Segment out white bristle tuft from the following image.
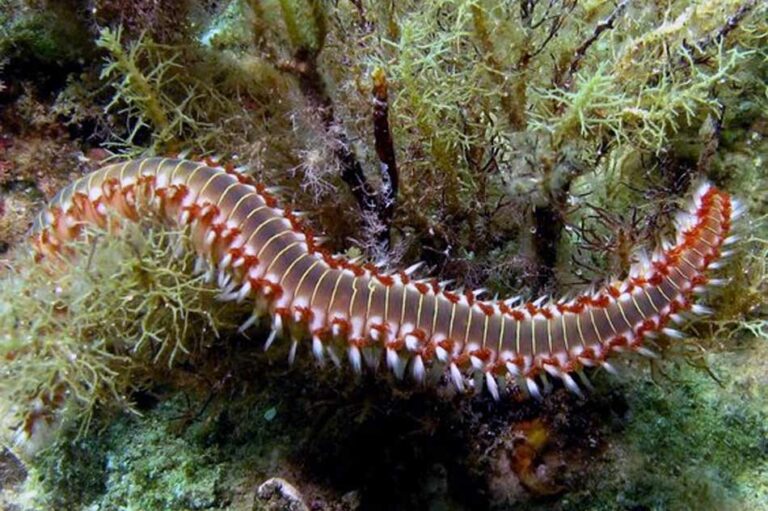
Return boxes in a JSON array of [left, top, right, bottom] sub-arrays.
[[691, 304, 713, 316], [264, 316, 282, 351], [562, 372, 584, 398], [236, 281, 252, 302], [526, 377, 542, 400], [412, 355, 426, 383], [238, 314, 258, 333], [312, 336, 325, 362], [404, 261, 424, 276], [486, 372, 500, 401], [348, 345, 362, 374], [662, 327, 685, 339], [601, 361, 618, 375], [506, 361, 520, 377], [204, 230, 217, 247], [386, 348, 400, 375], [450, 363, 465, 392], [405, 334, 419, 352], [635, 346, 658, 358], [288, 340, 298, 365], [217, 270, 231, 289], [731, 201, 745, 220]]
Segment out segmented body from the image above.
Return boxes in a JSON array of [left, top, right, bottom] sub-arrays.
[[30, 157, 737, 399]]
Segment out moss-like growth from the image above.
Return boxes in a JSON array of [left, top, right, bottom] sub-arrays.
[[0, 2, 93, 67]]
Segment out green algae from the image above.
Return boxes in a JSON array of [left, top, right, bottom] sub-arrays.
[[590, 344, 767, 511], [12, 339, 765, 511], [0, 2, 94, 69]]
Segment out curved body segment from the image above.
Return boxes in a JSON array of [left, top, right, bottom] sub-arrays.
[[30, 157, 737, 398]]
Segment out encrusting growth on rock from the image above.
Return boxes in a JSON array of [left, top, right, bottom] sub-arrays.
[[31, 157, 739, 404]]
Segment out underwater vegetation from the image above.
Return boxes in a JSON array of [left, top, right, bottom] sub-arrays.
[[1, 0, 767, 509]]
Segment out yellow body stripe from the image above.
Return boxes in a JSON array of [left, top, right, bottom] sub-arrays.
[[497, 317, 506, 353], [267, 241, 300, 274], [275, 248, 306, 285], [65, 175, 85, 205], [448, 302, 457, 340], [327, 271, 345, 316], [642, 288, 659, 313], [667, 273, 683, 291], [463, 308, 473, 345], [431, 295, 440, 336], [416, 293, 424, 328], [482, 314, 489, 349], [309, 269, 331, 308], [246, 216, 284, 246], [198, 172, 226, 201], [589, 308, 603, 345], [295, 259, 321, 298], [86, 168, 99, 197], [169, 160, 188, 184], [101, 162, 118, 184], [680, 255, 699, 272], [234, 205, 268, 235], [575, 314, 586, 346], [384, 285, 391, 323], [399, 287, 408, 331], [656, 282, 673, 302], [118, 160, 132, 184], [690, 247, 708, 259], [515, 320, 521, 354], [256, 230, 292, 259], [616, 300, 633, 330], [216, 182, 239, 209], [134, 159, 153, 214], [365, 280, 377, 326], [546, 317, 553, 352], [561, 314, 570, 350], [183, 163, 207, 187], [630, 294, 645, 319], [348, 277, 359, 318], [137, 158, 150, 177], [603, 307, 618, 336], [227, 193, 260, 223]]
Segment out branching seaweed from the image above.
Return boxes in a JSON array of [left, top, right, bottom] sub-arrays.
[[0, 219, 249, 451]]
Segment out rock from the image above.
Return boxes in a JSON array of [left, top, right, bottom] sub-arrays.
[[254, 477, 309, 511]]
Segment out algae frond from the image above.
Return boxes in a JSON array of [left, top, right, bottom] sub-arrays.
[[0, 219, 248, 451]]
